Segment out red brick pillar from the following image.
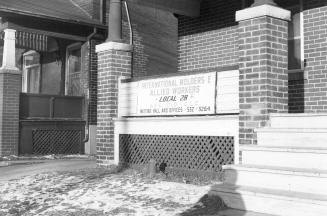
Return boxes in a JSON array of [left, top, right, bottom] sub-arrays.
[[0, 29, 21, 156], [236, 4, 290, 145], [303, 3, 327, 112], [96, 42, 132, 166]]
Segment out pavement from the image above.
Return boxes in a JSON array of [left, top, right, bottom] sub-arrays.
[[0, 159, 96, 182]]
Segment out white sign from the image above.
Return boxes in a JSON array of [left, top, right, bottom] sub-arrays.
[[136, 72, 216, 116]]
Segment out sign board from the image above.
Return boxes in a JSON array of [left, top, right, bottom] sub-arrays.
[[136, 72, 216, 116], [216, 70, 239, 114]]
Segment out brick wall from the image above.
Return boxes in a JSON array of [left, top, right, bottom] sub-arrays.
[[178, 0, 241, 73], [303, 1, 327, 112], [238, 16, 289, 145], [0, 71, 21, 156], [96, 49, 131, 166], [126, 3, 178, 77], [88, 39, 100, 125]]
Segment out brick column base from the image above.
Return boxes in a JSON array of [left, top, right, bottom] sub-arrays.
[[96, 42, 132, 166], [0, 69, 21, 156], [236, 4, 290, 145]]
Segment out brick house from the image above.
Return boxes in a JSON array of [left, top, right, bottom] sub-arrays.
[[1, 0, 327, 214], [95, 0, 327, 214], [0, 0, 176, 156], [0, 0, 109, 156]]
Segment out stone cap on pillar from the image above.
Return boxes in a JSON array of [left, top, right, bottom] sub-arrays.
[[96, 41, 133, 53], [236, 4, 291, 22]]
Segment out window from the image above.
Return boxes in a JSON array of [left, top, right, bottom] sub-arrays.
[[65, 43, 82, 96], [22, 51, 41, 93]]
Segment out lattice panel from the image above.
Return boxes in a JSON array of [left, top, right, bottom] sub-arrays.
[[120, 135, 234, 172], [32, 130, 82, 154]]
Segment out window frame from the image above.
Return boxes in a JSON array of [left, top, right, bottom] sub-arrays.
[[22, 50, 41, 93], [65, 42, 82, 96]]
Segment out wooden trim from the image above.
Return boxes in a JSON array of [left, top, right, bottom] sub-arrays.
[[0, 22, 87, 41], [20, 92, 84, 99], [122, 65, 239, 83], [65, 42, 82, 95], [0, 8, 106, 29]]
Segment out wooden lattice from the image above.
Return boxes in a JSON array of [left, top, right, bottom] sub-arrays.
[[32, 129, 82, 154], [119, 135, 234, 173]]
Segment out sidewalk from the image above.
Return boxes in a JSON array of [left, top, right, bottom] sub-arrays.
[[0, 158, 96, 182]]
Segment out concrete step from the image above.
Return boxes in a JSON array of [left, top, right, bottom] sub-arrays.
[[211, 183, 327, 216], [255, 128, 327, 148], [269, 113, 327, 129], [223, 164, 327, 195], [240, 145, 327, 170]]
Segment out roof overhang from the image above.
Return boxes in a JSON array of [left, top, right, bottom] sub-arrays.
[[0, 8, 106, 29]]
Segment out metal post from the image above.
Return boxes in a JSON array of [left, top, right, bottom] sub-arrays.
[[107, 0, 122, 42], [251, 0, 277, 7]]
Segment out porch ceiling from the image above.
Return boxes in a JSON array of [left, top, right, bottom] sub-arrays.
[[0, 0, 104, 28]]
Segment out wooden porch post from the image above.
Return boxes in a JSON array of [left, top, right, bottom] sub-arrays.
[[1, 29, 19, 70], [0, 28, 21, 156]]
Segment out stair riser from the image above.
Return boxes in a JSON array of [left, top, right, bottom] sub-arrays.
[[270, 116, 327, 128], [212, 190, 327, 216], [241, 150, 327, 170], [257, 132, 327, 148], [224, 169, 327, 195]]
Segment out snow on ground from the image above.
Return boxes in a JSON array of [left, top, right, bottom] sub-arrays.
[[0, 168, 216, 216], [0, 154, 93, 161]]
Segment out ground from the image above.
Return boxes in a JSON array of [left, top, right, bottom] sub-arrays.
[[0, 158, 253, 216]]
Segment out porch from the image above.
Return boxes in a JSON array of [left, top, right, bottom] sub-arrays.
[[0, 8, 106, 156]]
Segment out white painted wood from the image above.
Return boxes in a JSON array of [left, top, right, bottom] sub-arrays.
[[0, 29, 19, 72], [223, 165, 327, 195], [136, 72, 217, 116], [216, 70, 239, 114], [212, 184, 327, 216], [240, 146, 327, 170], [270, 113, 327, 128], [85, 125, 97, 155], [118, 70, 239, 116], [113, 115, 239, 165], [118, 80, 138, 117], [256, 128, 327, 148]]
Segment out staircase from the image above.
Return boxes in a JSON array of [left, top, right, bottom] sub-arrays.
[[211, 113, 327, 216]]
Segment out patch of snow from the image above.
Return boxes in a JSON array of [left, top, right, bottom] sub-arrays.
[[0, 170, 214, 216]]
